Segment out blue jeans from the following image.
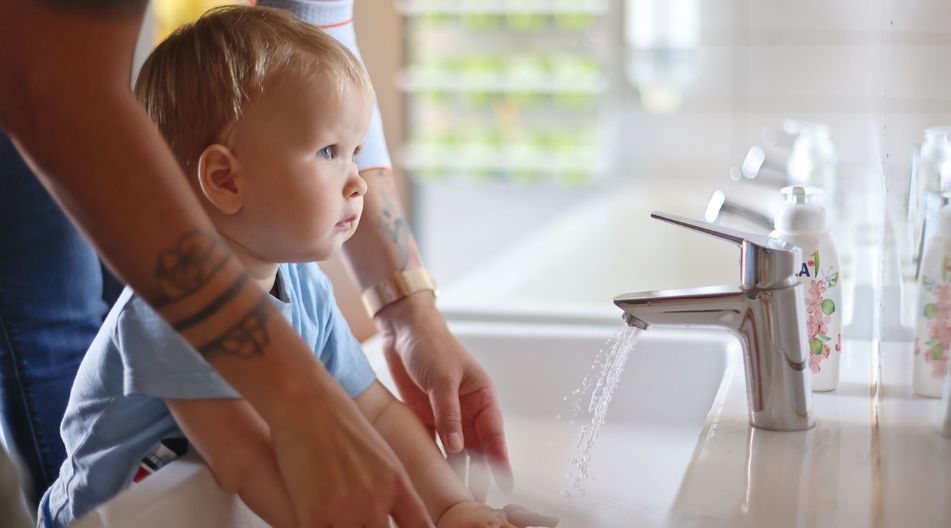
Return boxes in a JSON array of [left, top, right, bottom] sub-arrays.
[[0, 132, 118, 506]]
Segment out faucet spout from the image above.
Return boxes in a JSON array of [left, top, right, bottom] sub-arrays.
[[615, 282, 814, 432], [614, 285, 749, 331], [613, 211, 816, 432]]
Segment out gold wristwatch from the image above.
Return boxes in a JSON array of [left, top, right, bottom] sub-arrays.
[[361, 267, 438, 317]]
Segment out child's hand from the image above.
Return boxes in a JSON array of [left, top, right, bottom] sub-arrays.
[[438, 501, 559, 528]]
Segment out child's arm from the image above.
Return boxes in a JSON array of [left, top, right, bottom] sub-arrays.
[[166, 398, 296, 528], [354, 382, 558, 527], [354, 381, 473, 521]]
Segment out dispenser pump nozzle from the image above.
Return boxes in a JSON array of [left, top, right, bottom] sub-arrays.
[[781, 184, 823, 205]]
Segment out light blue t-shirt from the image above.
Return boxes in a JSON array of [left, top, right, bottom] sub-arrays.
[[39, 263, 376, 527]]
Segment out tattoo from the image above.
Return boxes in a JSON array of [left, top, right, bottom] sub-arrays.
[[376, 186, 411, 269], [171, 273, 249, 332], [153, 231, 230, 307], [198, 294, 271, 360], [41, 0, 148, 16], [147, 230, 269, 360]]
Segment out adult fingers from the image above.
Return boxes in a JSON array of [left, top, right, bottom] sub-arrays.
[[467, 452, 491, 503], [474, 402, 514, 492], [430, 379, 465, 454], [447, 451, 468, 482]]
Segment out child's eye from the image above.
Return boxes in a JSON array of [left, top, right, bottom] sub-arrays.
[[353, 145, 362, 160], [318, 146, 335, 160]]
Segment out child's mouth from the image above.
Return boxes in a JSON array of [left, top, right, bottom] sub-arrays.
[[336, 214, 359, 229]]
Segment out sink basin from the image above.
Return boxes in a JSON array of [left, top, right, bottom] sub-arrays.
[[366, 321, 739, 527], [72, 320, 736, 528]]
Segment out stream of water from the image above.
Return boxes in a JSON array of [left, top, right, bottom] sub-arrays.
[[562, 324, 642, 498]]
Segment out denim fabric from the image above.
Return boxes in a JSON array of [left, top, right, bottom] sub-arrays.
[[0, 132, 111, 506]]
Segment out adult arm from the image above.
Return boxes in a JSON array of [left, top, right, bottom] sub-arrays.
[[259, 0, 514, 495], [0, 2, 429, 526], [167, 399, 296, 528]]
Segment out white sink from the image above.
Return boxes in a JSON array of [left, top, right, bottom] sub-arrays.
[[73, 320, 736, 528], [366, 321, 739, 528]]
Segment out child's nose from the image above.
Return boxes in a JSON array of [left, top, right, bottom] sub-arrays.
[[346, 168, 368, 198]]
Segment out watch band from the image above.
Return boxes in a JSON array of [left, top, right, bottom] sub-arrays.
[[361, 267, 438, 317]]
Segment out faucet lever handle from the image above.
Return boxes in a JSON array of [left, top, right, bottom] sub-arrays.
[[650, 211, 800, 289], [651, 211, 775, 247]]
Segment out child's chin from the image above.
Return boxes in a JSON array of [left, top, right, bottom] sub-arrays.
[[279, 244, 337, 263], [307, 244, 342, 262]]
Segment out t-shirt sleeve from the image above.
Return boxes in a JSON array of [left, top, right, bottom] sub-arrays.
[[299, 264, 376, 398], [114, 296, 240, 400], [324, 301, 377, 398]]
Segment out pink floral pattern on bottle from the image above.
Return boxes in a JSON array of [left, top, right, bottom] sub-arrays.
[[914, 283, 951, 379], [807, 278, 838, 373], [801, 250, 840, 374]]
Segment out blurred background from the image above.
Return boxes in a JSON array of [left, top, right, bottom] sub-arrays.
[[139, 0, 951, 338]]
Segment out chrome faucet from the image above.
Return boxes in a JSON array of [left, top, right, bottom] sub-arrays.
[[614, 212, 815, 432]]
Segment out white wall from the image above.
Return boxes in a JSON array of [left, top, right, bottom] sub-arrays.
[[417, 0, 951, 288]]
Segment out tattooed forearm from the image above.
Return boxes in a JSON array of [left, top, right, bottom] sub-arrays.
[[41, 0, 148, 16], [150, 230, 269, 359], [198, 294, 271, 360], [376, 186, 411, 269], [153, 231, 231, 307], [171, 272, 250, 332], [146, 231, 270, 359]]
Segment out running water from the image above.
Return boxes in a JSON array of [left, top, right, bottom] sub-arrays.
[[560, 324, 642, 498]]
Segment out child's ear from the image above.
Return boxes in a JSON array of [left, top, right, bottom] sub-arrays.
[[197, 144, 242, 215]]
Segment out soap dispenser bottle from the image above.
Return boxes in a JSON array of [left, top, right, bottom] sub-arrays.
[[770, 186, 843, 391], [913, 205, 951, 397]]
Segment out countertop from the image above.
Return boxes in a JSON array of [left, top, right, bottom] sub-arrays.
[[668, 339, 951, 527]]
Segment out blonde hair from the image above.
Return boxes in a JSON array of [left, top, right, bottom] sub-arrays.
[[134, 5, 373, 169]]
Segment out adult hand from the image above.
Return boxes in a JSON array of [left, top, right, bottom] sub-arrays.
[[377, 292, 514, 499], [269, 390, 433, 527]]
